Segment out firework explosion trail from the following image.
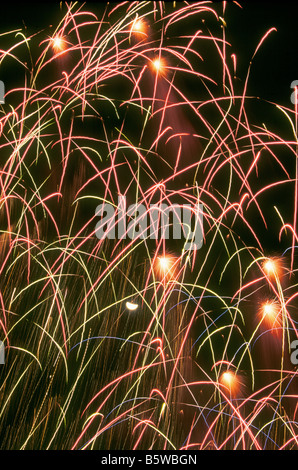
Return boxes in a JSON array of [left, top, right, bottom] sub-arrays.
[[0, 1, 297, 451]]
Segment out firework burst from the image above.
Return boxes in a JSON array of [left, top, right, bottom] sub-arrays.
[[0, 1, 297, 452]]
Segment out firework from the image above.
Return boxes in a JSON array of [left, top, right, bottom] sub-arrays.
[[0, 1, 297, 452]]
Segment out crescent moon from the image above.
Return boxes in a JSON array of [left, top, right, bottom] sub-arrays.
[[126, 301, 138, 311]]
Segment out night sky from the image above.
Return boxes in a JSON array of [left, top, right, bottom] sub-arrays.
[[1, 2, 297, 102], [1, 0, 298, 456]]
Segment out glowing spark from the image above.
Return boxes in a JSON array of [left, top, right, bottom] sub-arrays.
[[260, 301, 282, 334], [264, 260, 275, 274], [150, 57, 166, 75], [263, 257, 284, 280], [51, 35, 66, 53], [130, 18, 147, 37], [153, 255, 177, 280], [158, 256, 174, 274], [159, 256, 171, 271], [219, 370, 242, 397], [1, 0, 296, 451], [126, 301, 138, 311]]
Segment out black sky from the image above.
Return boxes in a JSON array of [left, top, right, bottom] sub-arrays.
[[0, 1, 297, 104]]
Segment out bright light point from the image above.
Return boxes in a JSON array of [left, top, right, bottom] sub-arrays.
[[154, 255, 176, 279], [263, 257, 284, 280], [158, 256, 171, 271], [222, 371, 234, 385], [51, 35, 66, 53], [153, 59, 162, 70], [153, 59, 162, 71], [150, 57, 166, 75], [126, 301, 138, 311], [219, 370, 242, 397], [260, 300, 281, 334], [264, 260, 275, 273], [131, 18, 147, 37], [264, 302, 275, 316]]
